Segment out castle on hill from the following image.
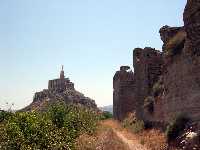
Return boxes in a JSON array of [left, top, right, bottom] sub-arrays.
[[23, 66, 97, 111], [48, 65, 74, 91]]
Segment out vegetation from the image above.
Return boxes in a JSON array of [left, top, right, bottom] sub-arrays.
[[165, 113, 190, 142], [129, 120, 145, 134], [136, 129, 167, 150], [165, 31, 186, 57], [153, 77, 164, 97], [75, 125, 129, 150], [122, 113, 144, 134], [0, 102, 99, 150], [0, 110, 12, 122], [100, 111, 113, 120], [144, 96, 154, 113]]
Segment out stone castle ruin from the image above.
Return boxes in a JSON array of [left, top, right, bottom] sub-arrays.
[[23, 66, 97, 111], [113, 0, 200, 124], [113, 66, 135, 120], [48, 66, 74, 91]]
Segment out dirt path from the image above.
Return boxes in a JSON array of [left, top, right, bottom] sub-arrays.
[[102, 119, 148, 150]]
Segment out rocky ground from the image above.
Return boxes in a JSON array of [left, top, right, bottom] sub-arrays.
[[171, 122, 200, 150]]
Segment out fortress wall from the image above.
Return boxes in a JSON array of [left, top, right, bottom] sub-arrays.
[[161, 0, 200, 122], [113, 0, 200, 124], [113, 67, 136, 121], [133, 47, 163, 120]]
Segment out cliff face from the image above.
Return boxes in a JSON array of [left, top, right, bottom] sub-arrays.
[[113, 0, 200, 123]]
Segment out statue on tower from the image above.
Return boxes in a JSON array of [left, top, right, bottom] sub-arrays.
[[60, 65, 65, 79], [48, 65, 74, 90]]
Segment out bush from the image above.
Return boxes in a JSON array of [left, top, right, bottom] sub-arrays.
[[0, 110, 12, 122], [122, 113, 144, 134], [0, 102, 99, 149], [165, 113, 190, 142], [122, 113, 136, 128], [48, 102, 67, 128], [3, 111, 73, 149], [144, 96, 154, 113], [100, 111, 113, 120], [129, 120, 145, 134]]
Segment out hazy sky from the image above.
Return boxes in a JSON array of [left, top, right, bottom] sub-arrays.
[[0, 0, 186, 110]]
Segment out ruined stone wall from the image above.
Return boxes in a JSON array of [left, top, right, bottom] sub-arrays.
[[159, 26, 183, 53], [160, 0, 200, 122], [161, 53, 200, 122], [113, 66, 135, 121], [113, 0, 200, 123], [48, 78, 74, 91], [113, 48, 163, 121], [184, 0, 200, 53], [133, 47, 163, 120]]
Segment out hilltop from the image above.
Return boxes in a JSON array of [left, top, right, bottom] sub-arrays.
[[22, 66, 97, 111]]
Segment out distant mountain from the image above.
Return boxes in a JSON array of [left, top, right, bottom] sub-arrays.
[[99, 105, 113, 114]]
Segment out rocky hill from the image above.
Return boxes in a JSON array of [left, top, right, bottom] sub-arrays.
[[22, 67, 97, 111]]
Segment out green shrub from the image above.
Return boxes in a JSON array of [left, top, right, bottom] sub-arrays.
[[4, 111, 73, 149], [100, 111, 113, 120], [48, 102, 67, 128], [0, 102, 99, 149], [165, 113, 190, 142], [0, 110, 12, 122], [144, 96, 154, 113], [63, 105, 98, 136]]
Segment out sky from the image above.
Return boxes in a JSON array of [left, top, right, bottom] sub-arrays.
[[0, 0, 187, 110]]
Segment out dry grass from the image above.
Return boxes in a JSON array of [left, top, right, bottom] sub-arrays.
[[136, 129, 168, 150], [76, 119, 169, 150], [75, 123, 129, 150]]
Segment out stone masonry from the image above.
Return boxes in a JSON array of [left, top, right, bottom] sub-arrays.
[[113, 48, 163, 121], [48, 66, 74, 91], [113, 66, 135, 120], [133, 47, 163, 120], [161, 0, 200, 122], [113, 0, 200, 124]]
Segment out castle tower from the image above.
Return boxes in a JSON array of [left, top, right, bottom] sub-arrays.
[[113, 66, 136, 121], [133, 47, 163, 120], [60, 65, 65, 79], [48, 66, 74, 91]]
